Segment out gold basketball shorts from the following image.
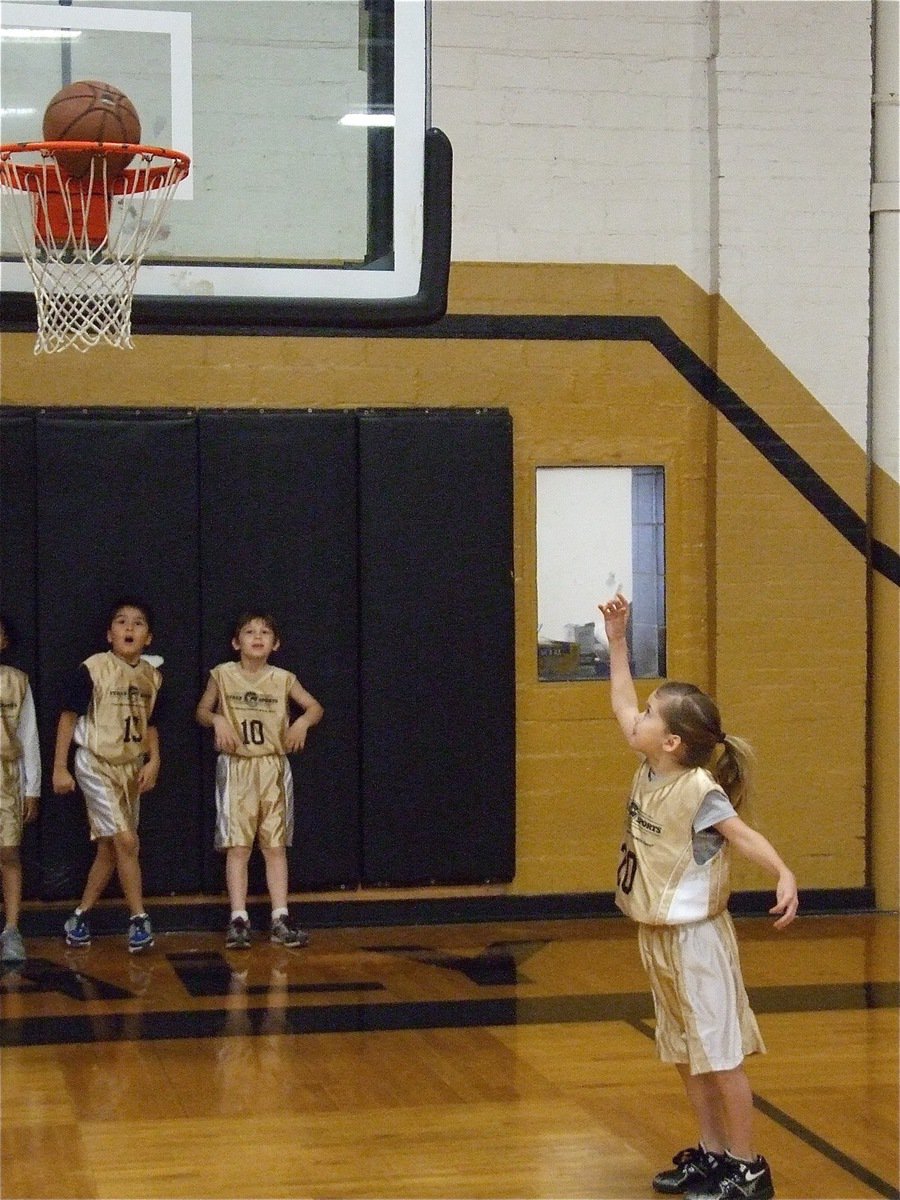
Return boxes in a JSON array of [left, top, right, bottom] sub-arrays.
[[73, 747, 142, 841], [637, 909, 766, 1074], [0, 758, 25, 848], [214, 753, 294, 850]]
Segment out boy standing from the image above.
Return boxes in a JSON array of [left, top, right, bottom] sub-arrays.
[[196, 611, 323, 950], [0, 618, 41, 963], [52, 598, 162, 954]]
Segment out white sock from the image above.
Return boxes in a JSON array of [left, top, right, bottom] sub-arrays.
[[231, 910, 249, 922], [271, 907, 288, 922]]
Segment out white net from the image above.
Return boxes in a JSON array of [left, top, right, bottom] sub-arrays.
[[0, 144, 189, 354]]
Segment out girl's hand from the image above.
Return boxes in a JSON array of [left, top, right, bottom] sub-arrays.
[[598, 592, 630, 641], [770, 870, 799, 929]]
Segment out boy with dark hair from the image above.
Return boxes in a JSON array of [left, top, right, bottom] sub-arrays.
[[196, 611, 323, 949], [53, 597, 162, 953]]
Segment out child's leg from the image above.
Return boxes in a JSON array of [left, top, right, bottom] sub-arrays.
[[0, 846, 22, 929], [225, 845, 252, 914], [111, 829, 145, 917], [78, 837, 117, 911], [708, 1063, 756, 1161], [261, 844, 288, 915], [676, 1062, 728, 1153]]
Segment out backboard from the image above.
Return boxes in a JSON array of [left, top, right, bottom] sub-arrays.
[[0, 0, 451, 332]]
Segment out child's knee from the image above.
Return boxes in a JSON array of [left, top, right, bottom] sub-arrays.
[[113, 829, 140, 857], [0, 845, 21, 868]]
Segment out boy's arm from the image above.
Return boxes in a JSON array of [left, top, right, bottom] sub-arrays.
[[138, 725, 160, 794], [598, 593, 640, 742], [52, 710, 78, 794], [195, 675, 239, 753], [283, 679, 324, 753], [19, 682, 41, 811], [715, 814, 799, 929]]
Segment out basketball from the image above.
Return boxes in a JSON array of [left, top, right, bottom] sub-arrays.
[[42, 80, 141, 180]]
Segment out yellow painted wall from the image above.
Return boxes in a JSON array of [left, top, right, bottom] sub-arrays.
[[2, 262, 893, 906]]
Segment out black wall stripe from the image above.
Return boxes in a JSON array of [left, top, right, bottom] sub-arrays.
[[318, 313, 898, 586], [2, 310, 895, 584]]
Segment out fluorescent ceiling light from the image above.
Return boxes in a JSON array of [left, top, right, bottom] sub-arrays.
[[339, 112, 395, 128], [1, 27, 82, 40]]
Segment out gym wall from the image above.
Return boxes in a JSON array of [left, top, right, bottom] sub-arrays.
[[1, 260, 888, 910], [2, 2, 896, 913]]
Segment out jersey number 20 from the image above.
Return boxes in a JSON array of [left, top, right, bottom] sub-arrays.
[[617, 842, 637, 894]]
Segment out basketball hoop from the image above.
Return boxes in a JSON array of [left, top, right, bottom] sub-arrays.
[[0, 141, 190, 353]]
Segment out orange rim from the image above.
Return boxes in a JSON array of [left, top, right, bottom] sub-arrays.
[[0, 141, 190, 193]]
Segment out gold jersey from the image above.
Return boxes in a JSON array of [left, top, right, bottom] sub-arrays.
[[615, 762, 731, 926], [210, 661, 298, 757], [0, 664, 28, 762], [74, 651, 162, 766]]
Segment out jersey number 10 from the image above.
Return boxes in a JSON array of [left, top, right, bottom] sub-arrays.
[[241, 719, 265, 746]]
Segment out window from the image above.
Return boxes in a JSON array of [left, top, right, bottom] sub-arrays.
[[536, 466, 665, 681]]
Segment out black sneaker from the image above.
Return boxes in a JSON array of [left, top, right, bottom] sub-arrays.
[[686, 1154, 774, 1200], [270, 916, 309, 947], [226, 916, 252, 950], [654, 1146, 725, 1195]]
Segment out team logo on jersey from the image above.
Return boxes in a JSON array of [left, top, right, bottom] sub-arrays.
[[226, 690, 277, 711], [627, 799, 662, 837], [109, 686, 152, 704]]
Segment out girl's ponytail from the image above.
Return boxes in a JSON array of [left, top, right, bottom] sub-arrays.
[[712, 733, 755, 811]]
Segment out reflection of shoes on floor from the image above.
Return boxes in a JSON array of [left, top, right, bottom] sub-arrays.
[[0, 927, 26, 963], [226, 916, 252, 950], [127, 959, 155, 996], [270, 916, 309, 947], [127, 914, 154, 954], [64, 910, 91, 948]]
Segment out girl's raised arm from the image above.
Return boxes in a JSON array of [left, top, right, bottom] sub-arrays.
[[598, 593, 640, 742]]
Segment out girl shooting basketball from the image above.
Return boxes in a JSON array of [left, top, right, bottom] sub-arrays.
[[598, 593, 798, 1200]]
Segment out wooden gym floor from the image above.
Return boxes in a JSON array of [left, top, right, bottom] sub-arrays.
[[1, 912, 897, 1200]]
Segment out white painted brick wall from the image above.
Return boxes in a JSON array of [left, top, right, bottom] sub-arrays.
[[435, 1, 713, 276], [432, 0, 876, 460], [715, 1, 872, 452]]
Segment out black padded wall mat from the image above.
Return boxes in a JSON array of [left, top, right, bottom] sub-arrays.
[[34, 411, 203, 899], [0, 410, 41, 897], [197, 410, 360, 892], [1, 406, 515, 902], [357, 409, 516, 885]]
